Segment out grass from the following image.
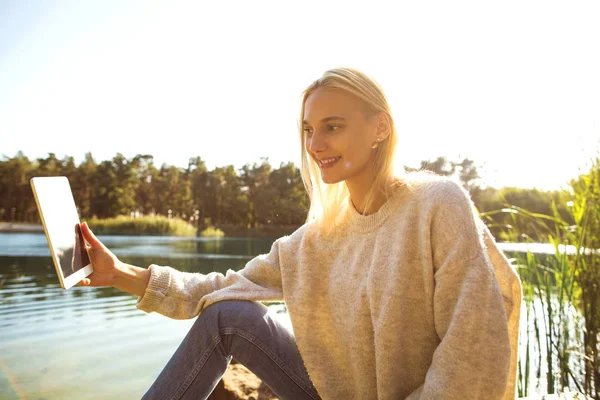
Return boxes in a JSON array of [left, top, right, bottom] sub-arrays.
[[86, 215, 197, 236], [480, 157, 600, 398]]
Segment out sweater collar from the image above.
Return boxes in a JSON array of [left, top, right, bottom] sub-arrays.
[[344, 184, 409, 233]]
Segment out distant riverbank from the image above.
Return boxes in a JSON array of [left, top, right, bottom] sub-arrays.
[[0, 222, 43, 233], [0, 221, 299, 238], [212, 223, 299, 238]]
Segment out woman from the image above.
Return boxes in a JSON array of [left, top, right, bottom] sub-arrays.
[[78, 68, 522, 399]]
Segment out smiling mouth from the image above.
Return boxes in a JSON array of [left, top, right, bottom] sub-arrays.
[[318, 157, 341, 168]]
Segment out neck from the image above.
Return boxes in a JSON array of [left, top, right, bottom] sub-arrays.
[[346, 174, 390, 216]]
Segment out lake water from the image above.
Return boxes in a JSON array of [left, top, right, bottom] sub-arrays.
[[0, 233, 290, 400], [0, 233, 569, 399]]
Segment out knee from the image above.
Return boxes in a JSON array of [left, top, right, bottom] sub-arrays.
[[199, 300, 269, 331]]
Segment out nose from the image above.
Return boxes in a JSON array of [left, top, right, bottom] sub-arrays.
[[307, 130, 327, 154]]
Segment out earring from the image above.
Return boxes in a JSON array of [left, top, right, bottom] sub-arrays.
[[372, 137, 382, 150]]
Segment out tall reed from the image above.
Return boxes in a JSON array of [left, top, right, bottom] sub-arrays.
[[480, 158, 599, 398]]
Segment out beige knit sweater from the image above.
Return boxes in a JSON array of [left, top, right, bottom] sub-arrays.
[[137, 176, 522, 399]]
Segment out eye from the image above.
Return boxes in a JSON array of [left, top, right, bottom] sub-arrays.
[[328, 125, 342, 132], [303, 127, 313, 137]]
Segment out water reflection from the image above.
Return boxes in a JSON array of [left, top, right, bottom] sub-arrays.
[[0, 233, 283, 400]]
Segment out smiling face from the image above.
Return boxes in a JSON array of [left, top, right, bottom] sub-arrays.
[[302, 87, 381, 186]]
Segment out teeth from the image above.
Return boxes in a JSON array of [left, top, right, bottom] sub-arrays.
[[320, 157, 339, 164]]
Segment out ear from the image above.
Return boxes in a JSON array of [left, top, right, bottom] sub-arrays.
[[374, 112, 391, 142]]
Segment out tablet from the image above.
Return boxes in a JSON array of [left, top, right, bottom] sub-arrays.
[[30, 176, 93, 289]]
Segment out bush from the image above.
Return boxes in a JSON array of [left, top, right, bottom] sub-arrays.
[[199, 226, 225, 237], [86, 215, 197, 236]]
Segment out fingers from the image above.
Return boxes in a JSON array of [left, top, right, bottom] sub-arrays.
[[81, 222, 102, 248]]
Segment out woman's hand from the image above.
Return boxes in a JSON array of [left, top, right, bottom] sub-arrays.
[[77, 222, 151, 297], [77, 221, 120, 287]]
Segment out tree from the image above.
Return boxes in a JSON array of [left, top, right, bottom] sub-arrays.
[[240, 158, 272, 227], [268, 162, 308, 225], [35, 153, 63, 176], [454, 158, 481, 193], [408, 156, 482, 193], [132, 154, 158, 216], [212, 165, 248, 225], [72, 152, 97, 218], [89, 154, 140, 218], [407, 156, 455, 176], [0, 151, 34, 221], [189, 157, 210, 224]]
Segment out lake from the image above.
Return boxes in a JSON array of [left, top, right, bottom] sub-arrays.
[[0, 233, 290, 400], [0, 233, 566, 399]]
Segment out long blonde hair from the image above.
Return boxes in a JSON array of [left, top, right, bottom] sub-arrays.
[[299, 68, 406, 231]]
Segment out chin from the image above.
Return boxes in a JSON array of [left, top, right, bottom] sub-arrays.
[[320, 172, 345, 185]]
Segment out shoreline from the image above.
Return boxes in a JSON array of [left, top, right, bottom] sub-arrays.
[[0, 222, 299, 238], [0, 222, 44, 233]]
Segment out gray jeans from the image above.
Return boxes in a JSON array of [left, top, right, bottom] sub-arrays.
[[142, 300, 322, 400]]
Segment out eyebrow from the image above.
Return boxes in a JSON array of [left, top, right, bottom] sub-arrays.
[[302, 116, 346, 126]]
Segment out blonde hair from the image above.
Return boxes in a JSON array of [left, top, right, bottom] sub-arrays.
[[299, 67, 407, 232]]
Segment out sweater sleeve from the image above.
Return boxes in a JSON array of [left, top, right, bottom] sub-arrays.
[[407, 180, 513, 400], [135, 237, 286, 319]]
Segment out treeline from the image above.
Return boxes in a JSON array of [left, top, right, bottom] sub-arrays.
[[1, 152, 307, 227], [0, 152, 569, 239]]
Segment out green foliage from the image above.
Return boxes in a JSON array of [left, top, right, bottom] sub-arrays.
[[1, 152, 309, 229], [0, 151, 37, 221], [476, 187, 569, 242], [2, 151, 563, 239], [568, 157, 600, 397], [199, 226, 225, 238], [482, 156, 600, 398], [0, 150, 575, 242], [87, 215, 197, 236]]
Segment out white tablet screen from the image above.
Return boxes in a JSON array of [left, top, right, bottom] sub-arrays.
[[31, 177, 91, 281]]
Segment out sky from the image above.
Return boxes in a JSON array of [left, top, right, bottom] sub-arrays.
[[1, 1, 599, 191]]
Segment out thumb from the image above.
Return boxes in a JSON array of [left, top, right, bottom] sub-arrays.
[[81, 222, 102, 248]]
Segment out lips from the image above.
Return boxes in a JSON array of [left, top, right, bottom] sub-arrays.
[[317, 156, 341, 169]]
